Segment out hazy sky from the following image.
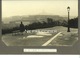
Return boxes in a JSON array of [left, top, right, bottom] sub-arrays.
[[2, 0, 78, 18]]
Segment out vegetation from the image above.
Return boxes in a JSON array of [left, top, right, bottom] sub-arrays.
[[2, 16, 78, 34], [25, 17, 78, 30], [69, 17, 78, 28]]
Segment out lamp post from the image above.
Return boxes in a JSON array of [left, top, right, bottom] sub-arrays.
[[67, 6, 70, 32]]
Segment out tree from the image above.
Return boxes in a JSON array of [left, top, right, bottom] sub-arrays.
[[69, 17, 78, 28]]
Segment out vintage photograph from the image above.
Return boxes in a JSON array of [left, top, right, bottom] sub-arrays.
[[2, 0, 78, 46]]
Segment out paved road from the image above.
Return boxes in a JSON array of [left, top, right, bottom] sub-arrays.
[[42, 32, 61, 46], [2, 32, 59, 46]]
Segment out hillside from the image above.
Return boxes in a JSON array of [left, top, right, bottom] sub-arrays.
[[2, 15, 67, 24]]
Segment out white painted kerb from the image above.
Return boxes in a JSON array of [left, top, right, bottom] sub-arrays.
[[42, 32, 62, 46]]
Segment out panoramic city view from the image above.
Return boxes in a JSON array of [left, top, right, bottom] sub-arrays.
[[2, 0, 78, 46]]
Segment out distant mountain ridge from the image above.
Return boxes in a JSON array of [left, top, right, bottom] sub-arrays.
[[2, 15, 68, 24]]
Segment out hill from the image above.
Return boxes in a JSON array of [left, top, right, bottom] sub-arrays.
[[2, 15, 67, 24]]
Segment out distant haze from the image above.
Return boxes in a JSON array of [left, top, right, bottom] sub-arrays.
[[2, 0, 78, 18]]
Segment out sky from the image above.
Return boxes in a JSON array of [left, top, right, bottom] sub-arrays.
[[2, 0, 78, 18]]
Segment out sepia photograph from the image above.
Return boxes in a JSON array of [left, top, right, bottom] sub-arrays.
[[2, 0, 78, 47]]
